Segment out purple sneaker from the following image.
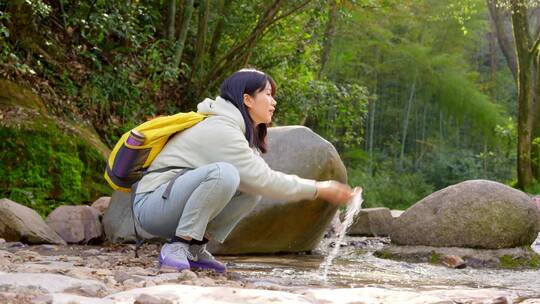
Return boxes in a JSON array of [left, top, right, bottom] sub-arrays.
[[159, 242, 193, 271], [188, 244, 226, 273]]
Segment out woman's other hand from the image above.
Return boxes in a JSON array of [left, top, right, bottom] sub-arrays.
[[315, 181, 361, 206]]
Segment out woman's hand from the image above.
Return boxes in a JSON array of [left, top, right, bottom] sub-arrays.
[[315, 181, 361, 206]]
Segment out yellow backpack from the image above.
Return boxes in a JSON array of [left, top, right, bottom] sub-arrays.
[[104, 112, 206, 192]]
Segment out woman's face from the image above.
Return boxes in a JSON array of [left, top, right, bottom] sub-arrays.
[[243, 81, 276, 125]]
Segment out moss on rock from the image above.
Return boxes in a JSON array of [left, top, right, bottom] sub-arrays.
[[499, 249, 540, 269], [0, 80, 47, 112], [0, 81, 111, 217]]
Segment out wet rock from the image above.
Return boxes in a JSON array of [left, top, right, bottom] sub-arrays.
[[346, 207, 393, 237], [391, 180, 540, 248], [375, 244, 540, 268], [209, 126, 346, 254], [0, 198, 66, 245], [46, 205, 103, 244], [135, 293, 174, 304], [441, 254, 466, 269], [91, 196, 111, 215]]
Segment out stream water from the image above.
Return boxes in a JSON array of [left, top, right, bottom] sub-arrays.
[[221, 234, 540, 300], [321, 189, 364, 280]]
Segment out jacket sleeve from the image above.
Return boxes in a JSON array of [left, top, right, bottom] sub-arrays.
[[199, 118, 317, 201]]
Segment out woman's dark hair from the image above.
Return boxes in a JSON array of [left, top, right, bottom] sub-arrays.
[[220, 68, 276, 153]]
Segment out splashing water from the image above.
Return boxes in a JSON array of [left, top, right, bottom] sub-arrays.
[[320, 189, 364, 281]]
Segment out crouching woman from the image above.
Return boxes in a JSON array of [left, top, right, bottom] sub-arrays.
[[133, 68, 359, 273]]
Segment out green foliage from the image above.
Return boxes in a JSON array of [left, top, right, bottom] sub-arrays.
[[275, 79, 370, 150], [0, 123, 109, 217], [23, 0, 51, 18], [347, 158, 434, 210]]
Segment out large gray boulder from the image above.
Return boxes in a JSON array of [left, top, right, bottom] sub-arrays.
[[391, 180, 540, 249], [46, 205, 103, 244], [209, 126, 347, 254], [102, 192, 155, 243], [0, 198, 66, 245]]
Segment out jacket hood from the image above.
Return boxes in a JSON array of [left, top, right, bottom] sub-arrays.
[[197, 96, 246, 133]]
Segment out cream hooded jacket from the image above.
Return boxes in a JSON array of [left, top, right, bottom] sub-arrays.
[[136, 96, 317, 201]]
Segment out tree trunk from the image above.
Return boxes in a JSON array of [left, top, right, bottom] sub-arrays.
[[531, 47, 540, 179], [399, 73, 417, 170], [188, 0, 209, 97], [414, 103, 428, 168], [173, 0, 194, 68], [368, 91, 377, 176], [208, 0, 233, 61], [204, 0, 284, 89], [318, 0, 338, 80], [166, 0, 177, 41], [511, 0, 535, 189], [487, 0, 518, 81], [439, 110, 444, 140]]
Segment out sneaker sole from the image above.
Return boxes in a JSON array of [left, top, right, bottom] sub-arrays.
[[159, 257, 190, 271]]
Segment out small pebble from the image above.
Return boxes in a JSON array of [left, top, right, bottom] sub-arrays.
[[441, 255, 467, 269]]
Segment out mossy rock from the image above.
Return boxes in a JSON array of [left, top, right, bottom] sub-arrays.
[[0, 80, 111, 216], [374, 244, 540, 269], [391, 180, 540, 249], [0, 79, 47, 111]]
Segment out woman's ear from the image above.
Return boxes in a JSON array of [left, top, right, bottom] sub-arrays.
[[243, 93, 254, 109]]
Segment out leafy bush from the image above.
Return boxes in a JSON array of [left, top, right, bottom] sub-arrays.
[[274, 78, 370, 151], [348, 162, 434, 210]]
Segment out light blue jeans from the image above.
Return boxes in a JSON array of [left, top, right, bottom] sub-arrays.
[[133, 162, 261, 243]]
